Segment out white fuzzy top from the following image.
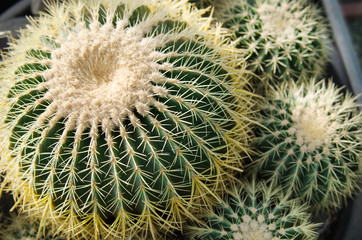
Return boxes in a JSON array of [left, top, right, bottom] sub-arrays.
[[38, 20, 171, 131], [229, 216, 276, 240], [257, 2, 300, 42]]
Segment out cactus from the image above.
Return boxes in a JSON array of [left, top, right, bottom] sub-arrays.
[[214, 0, 331, 83], [252, 79, 362, 211], [186, 178, 320, 240], [0, 212, 65, 240], [0, 0, 255, 239]]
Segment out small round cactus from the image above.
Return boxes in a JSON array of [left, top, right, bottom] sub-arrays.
[[186, 179, 320, 240], [252, 79, 361, 211], [0, 213, 65, 240], [214, 0, 331, 83], [0, 0, 254, 239]]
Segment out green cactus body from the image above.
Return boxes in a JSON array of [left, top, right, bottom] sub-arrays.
[[215, 0, 331, 83], [0, 0, 254, 239], [187, 179, 320, 240], [253, 79, 361, 211]]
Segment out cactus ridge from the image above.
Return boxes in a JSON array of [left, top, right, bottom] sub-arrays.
[[186, 179, 320, 240], [253, 79, 362, 211], [214, 0, 331, 82], [0, 0, 254, 239]]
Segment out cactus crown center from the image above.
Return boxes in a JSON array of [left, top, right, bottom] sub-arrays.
[[41, 21, 169, 129], [257, 3, 299, 41], [291, 101, 337, 151], [230, 218, 273, 240]]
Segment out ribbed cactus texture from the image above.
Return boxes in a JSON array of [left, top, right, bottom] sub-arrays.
[[252, 79, 361, 211], [0, 0, 254, 239], [0, 213, 65, 240], [187, 179, 320, 240], [214, 0, 331, 83]]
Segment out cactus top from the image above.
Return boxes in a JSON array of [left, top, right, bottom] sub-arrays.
[[187, 179, 320, 240], [254, 79, 361, 210], [0, 0, 254, 239], [255, 1, 303, 41], [214, 0, 331, 82], [261, 80, 360, 153], [41, 19, 171, 131]]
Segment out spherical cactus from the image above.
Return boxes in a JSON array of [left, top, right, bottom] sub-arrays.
[[252, 79, 362, 211], [214, 0, 331, 83], [186, 179, 320, 240], [0, 213, 65, 240], [0, 0, 255, 239]]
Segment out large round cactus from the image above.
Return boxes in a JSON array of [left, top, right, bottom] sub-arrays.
[[252, 79, 361, 211], [186, 179, 320, 240], [0, 0, 255, 239], [214, 0, 331, 83]]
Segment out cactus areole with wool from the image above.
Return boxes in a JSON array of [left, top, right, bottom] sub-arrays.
[[0, 0, 253, 239]]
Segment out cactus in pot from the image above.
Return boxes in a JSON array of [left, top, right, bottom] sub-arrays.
[[186, 178, 320, 240], [0, 0, 255, 239], [214, 0, 331, 83], [251, 79, 361, 212]]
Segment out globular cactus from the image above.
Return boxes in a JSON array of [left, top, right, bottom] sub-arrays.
[[0, 0, 255, 239], [252, 79, 361, 211], [214, 0, 331, 83], [0, 213, 65, 240], [186, 179, 320, 240]]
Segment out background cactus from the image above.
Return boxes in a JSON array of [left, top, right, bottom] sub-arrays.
[[0, 0, 255, 239], [186, 178, 320, 240], [252, 79, 361, 211], [0, 212, 65, 240], [214, 0, 331, 83]]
